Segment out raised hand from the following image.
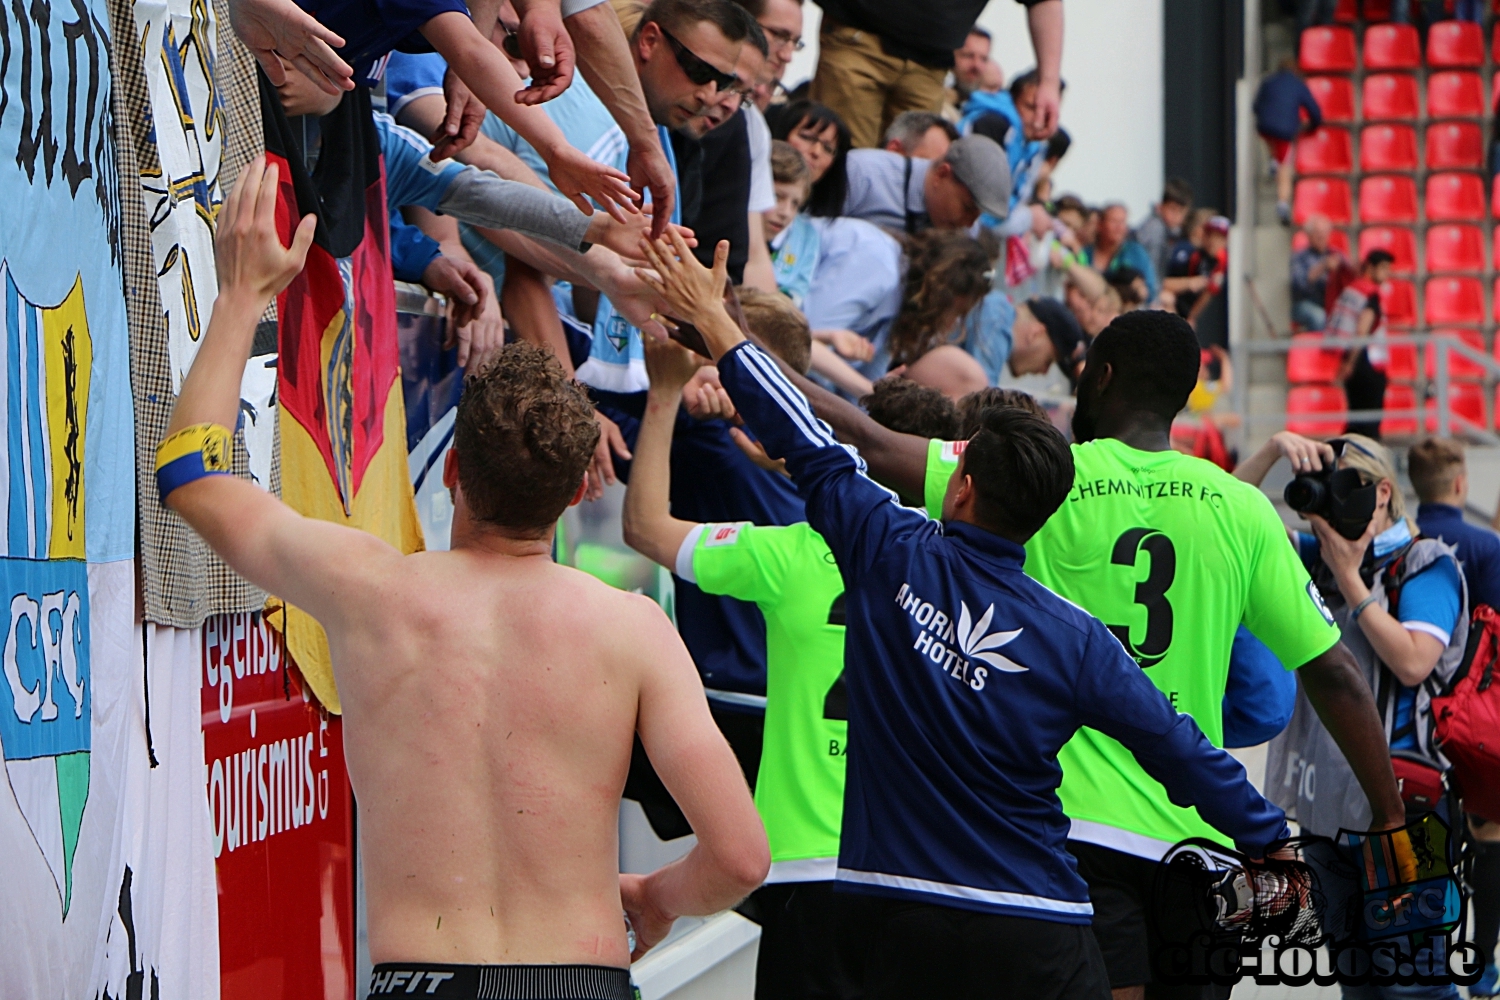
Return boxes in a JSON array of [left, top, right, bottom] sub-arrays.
[[513, 3, 577, 105], [429, 70, 488, 161], [586, 409, 632, 500], [215, 155, 317, 307], [635, 234, 729, 329], [643, 333, 707, 396], [545, 144, 641, 224], [228, 0, 353, 96], [627, 142, 677, 239], [587, 210, 696, 263]]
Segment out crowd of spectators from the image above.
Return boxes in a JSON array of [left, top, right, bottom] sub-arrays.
[[178, 0, 1500, 991]]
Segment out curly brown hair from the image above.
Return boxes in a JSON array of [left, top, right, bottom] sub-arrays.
[[861, 377, 958, 439], [453, 343, 601, 536], [956, 388, 1046, 438], [887, 231, 992, 369]]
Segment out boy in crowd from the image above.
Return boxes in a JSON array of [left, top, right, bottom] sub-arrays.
[[764, 140, 821, 305], [1163, 212, 1228, 327], [640, 231, 1295, 1000], [755, 306, 1407, 1000], [1132, 176, 1193, 289], [162, 161, 768, 1000]]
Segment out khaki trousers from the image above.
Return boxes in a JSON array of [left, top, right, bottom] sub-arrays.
[[810, 19, 948, 149]]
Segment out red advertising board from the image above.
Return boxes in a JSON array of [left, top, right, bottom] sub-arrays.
[[201, 613, 355, 1000]]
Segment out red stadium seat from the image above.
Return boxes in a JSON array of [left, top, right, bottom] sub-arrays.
[[1426, 122, 1485, 170], [1299, 127, 1354, 174], [1494, 277, 1500, 323], [1306, 76, 1356, 123], [1358, 175, 1418, 223], [1425, 276, 1486, 325], [1287, 385, 1348, 437], [1364, 0, 1392, 19], [1427, 384, 1486, 433], [1301, 26, 1357, 72], [1386, 339, 1419, 381], [1428, 20, 1484, 68], [1294, 177, 1353, 226], [1287, 335, 1344, 382], [1363, 74, 1421, 120], [1426, 173, 1487, 222], [1427, 71, 1484, 118], [1426, 224, 1485, 273], [1333, 0, 1357, 21], [1292, 228, 1351, 257], [1493, 175, 1500, 219], [1358, 226, 1417, 273], [1360, 124, 1418, 172], [1364, 23, 1421, 70], [1425, 328, 1487, 380], [1382, 279, 1418, 326], [1381, 383, 1418, 438]]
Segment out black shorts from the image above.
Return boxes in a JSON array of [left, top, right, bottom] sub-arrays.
[[848, 896, 1110, 1000], [367, 963, 636, 999], [751, 881, 875, 1000], [1069, 840, 1234, 1000]]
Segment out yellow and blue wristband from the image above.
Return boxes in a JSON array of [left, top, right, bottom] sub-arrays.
[[156, 423, 233, 502]]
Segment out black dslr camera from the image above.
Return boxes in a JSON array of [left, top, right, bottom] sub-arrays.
[[1283, 438, 1378, 540]]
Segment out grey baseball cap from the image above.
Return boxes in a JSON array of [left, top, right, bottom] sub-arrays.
[[1028, 297, 1087, 387], [945, 135, 1012, 219]]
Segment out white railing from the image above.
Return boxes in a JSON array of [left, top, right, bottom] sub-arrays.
[[1231, 331, 1500, 444]]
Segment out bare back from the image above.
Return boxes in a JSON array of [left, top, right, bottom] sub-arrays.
[[330, 548, 659, 967]]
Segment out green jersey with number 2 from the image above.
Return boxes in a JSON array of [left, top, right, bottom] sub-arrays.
[[689, 521, 848, 880], [925, 437, 1339, 857]]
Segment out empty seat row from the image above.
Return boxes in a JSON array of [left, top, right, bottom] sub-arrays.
[[1296, 122, 1485, 173], [1293, 172, 1490, 225], [1308, 72, 1489, 123], [1348, 223, 1490, 273], [1287, 382, 1489, 438], [1300, 22, 1486, 73], [1288, 329, 1490, 384]]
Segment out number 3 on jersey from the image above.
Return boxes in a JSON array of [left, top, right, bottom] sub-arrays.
[[1108, 528, 1176, 668]]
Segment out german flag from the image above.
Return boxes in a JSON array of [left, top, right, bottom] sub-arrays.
[[260, 72, 423, 713]]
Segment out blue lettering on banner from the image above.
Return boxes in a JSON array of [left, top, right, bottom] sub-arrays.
[[0, 556, 89, 760]]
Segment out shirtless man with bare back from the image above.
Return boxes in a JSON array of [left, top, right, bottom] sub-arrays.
[[161, 158, 769, 1000]]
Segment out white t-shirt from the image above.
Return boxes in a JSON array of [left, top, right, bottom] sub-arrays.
[[744, 103, 776, 214]]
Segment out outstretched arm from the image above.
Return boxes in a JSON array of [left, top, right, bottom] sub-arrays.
[[420, 12, 640, 221], [624, 601, 768, 957], [1026, 0, 1064, 138], [163, 157, 405, 626], [563, 0, 677, 237], [621, 337, 707, 568], [228, 0, 353, 95]]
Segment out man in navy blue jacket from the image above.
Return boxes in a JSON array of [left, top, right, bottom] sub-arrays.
[[1410, 437, 1500, 612], [639, 234, 1290, 999]]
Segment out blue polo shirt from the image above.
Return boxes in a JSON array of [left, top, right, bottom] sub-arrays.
[[1417, 502, 1500, 613]]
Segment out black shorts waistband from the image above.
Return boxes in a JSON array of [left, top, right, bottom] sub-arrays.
[[368, 963, 636, 1000]]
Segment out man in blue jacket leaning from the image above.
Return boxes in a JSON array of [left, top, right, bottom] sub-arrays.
[[637, 233, 1291, 1000]]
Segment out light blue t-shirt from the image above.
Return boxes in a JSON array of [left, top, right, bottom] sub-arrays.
[[770, 214, 820, 308], [375, 110, 469, 210]]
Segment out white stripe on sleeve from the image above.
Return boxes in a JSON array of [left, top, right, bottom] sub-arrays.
[[675, 523, 705, 583]]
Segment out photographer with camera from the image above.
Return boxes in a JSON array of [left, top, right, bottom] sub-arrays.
[[1242, 433, 1466, 849]]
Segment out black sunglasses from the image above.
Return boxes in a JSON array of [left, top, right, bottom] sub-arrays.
[[658, 25, 744, 95]]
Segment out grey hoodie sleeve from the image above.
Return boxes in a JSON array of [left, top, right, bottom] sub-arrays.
[[436, 168, 593, 252]]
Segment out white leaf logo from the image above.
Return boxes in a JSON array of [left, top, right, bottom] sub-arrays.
[[956, 601, 1027, 672]]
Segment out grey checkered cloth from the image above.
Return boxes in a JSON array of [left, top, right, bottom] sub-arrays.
[[108, 0, 274, 626]]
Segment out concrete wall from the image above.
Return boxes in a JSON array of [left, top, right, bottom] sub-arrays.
[[781, 0, 1166, 218]]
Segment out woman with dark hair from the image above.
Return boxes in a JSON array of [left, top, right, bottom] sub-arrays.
[[766, 100, 852, 218]]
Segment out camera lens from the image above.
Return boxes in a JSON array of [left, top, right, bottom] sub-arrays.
[[1284, 476, 1326, 513]]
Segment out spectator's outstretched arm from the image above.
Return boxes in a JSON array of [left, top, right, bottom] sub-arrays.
[[1297, 643, 1408, 830], [420, 12, 640, 220], [229, 0, 352, 95], [622, 338, 708, 568], [1026, 0, 1064, 137], [162, 158, 403, 626], [510, 0, 578, 105], [564, 0, 677, 237]]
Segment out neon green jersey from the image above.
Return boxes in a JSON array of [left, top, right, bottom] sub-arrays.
[[687, 521, 847, 881], [925, 437, 1339, 857]]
